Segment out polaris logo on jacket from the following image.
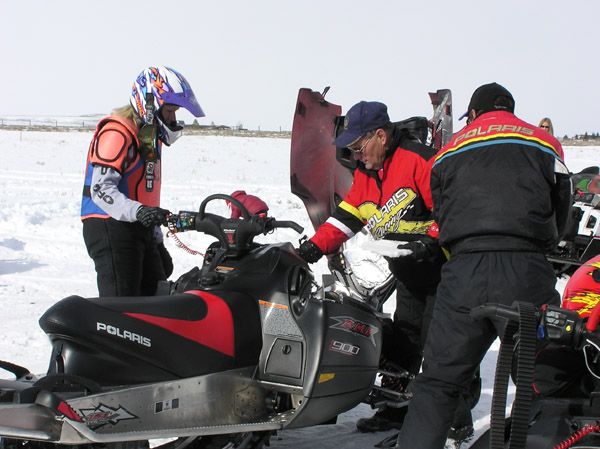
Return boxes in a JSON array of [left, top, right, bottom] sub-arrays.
[[96, 322, 152, 347]]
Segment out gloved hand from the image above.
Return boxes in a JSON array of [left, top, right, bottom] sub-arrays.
[[396, 240, 432, 262], [361, 237, 437, 262], [396, 237, 438, 262], [297, 239, 324, 264], [228, 190, 269, 219], [136, 206, 171, 227]]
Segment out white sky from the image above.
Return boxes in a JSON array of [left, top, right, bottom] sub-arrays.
[[2, 0, 598, 136]]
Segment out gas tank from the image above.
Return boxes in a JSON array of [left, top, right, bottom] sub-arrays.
[[170, 242, 314, 305]]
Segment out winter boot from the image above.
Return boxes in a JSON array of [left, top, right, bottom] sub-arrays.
[[444, 424, 474, 448], [356, 407, 407, 433], [444, 407, 474, 449]]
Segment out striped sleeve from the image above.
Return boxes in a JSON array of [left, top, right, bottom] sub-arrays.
[[310, 199, 365, 254]]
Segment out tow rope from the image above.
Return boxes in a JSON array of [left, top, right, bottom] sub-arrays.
[[167, 231, 204, 256]]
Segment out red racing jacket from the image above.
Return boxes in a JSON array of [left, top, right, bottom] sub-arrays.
[[310, 139, 439, 254]]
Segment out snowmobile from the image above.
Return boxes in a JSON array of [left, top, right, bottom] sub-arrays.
[[0, 193, 384, 449], [0, 86, 454, 449], [470, 256, 600, 449], [548, 166, 600, 276]]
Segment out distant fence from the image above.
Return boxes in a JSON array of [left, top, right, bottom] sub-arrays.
[[0, 117, 98, 130], [0, 117, 291, 138]]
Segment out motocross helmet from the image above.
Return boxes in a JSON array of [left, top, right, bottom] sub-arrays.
[[130, 66, 205, 145], [562, 254, 600, 318]]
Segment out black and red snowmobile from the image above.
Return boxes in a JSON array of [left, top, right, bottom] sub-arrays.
[[470, 255, 600, 449], [0, 85, 454, 449], [0, 193, 384, 449]]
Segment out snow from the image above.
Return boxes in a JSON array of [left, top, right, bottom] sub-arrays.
[[0, 128, 598, 448]]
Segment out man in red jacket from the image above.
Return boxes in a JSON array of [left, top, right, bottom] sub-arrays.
[[297, 101, 475, 436]]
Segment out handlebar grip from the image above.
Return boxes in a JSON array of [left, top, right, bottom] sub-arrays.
[[470, 304, 521, 322], [271, 220, 304, 234]]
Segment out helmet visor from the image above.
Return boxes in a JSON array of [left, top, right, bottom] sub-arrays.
[[161, 89, 205, 118]]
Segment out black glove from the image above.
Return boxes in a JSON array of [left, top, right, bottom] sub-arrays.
[[396, 237, 438, 263], [136, 206, 171, 227], [297, 239, 324, 264]]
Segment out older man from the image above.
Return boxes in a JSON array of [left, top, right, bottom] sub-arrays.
[[297, 100, 475, 436]]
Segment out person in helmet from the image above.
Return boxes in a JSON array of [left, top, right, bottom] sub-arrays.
[[81, 66, 205, 297]]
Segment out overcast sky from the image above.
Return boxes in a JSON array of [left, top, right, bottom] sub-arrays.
[[2, 0, 598, 136]]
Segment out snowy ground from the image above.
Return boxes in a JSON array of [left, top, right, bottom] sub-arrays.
[[0, 129, 598, 448]]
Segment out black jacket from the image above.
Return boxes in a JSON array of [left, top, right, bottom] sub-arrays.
[[431, 111, 571, 254]]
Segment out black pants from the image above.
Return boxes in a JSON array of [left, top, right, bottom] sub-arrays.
[[384, 280, 436, 376], [395, 251, 560, 449], [384, 279, 477, 428], [83, 218, 168, 297]]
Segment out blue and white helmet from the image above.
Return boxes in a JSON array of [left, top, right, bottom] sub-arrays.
[[130, 66, 204, 145]]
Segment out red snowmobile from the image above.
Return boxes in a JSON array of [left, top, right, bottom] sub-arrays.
[[470, 255, 600, 448]]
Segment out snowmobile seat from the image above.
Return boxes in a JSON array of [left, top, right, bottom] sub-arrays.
[[38, 291, 262, 385]]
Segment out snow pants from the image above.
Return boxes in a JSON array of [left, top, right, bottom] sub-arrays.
[[383, 281, 436, 375], [394, 251, 560, 449], [385, 279, 478, 429], [83, 218, 170, 297]]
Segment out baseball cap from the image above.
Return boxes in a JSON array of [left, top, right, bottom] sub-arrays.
[[335, 101, 391, 148], [459, 82, 515, 120]]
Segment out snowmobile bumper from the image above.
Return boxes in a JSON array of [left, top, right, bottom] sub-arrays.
[[0, 403, 287, 444], [0, 368, 296, 444], [0, 403, 60, 441]]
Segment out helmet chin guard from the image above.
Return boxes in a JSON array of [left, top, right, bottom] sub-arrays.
[[157, 113, 184, 146]]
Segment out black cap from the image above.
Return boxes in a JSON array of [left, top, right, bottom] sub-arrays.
[[459, 82, 515, 120]]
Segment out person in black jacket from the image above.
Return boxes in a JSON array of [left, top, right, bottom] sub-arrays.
[[393, 82, 572, 449]]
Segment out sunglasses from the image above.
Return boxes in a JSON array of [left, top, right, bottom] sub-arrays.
[[348, 132, 375, 154], [540, 125, 550, 129]]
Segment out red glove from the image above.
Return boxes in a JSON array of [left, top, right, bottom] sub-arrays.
[[228, 190, 269, 219]]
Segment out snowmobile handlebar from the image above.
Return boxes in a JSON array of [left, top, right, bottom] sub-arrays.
[[471, 302, 595, 350], [198, 193, 251, 220], [470, 303, 523, 323], [270, 220, 305, 234], [167, 212, 303, 235], [166, 194, 304, 255]]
